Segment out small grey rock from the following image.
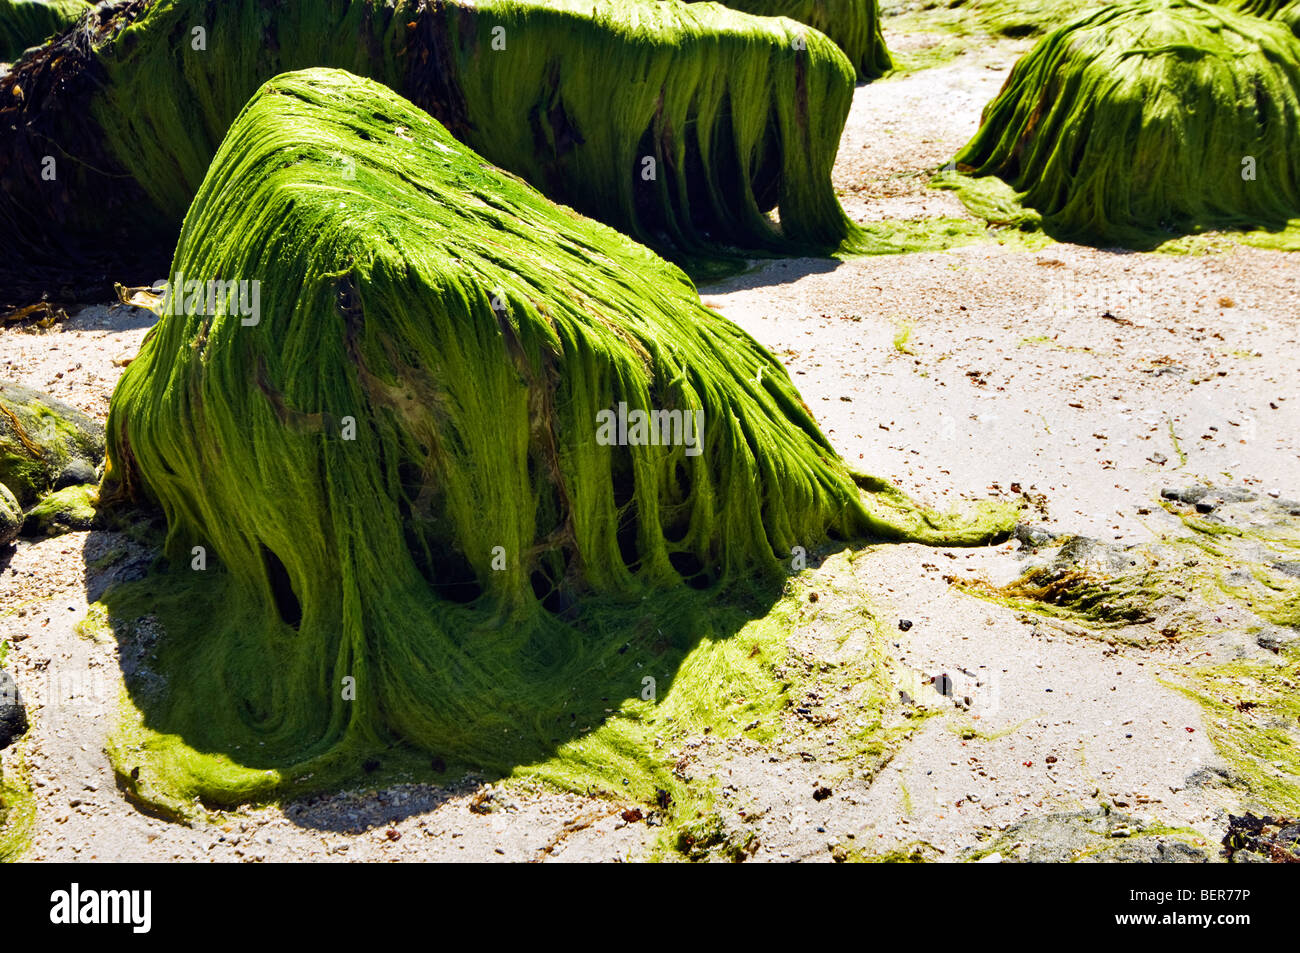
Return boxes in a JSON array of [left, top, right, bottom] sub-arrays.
[[0, 670, 28, 750], [1161, 486, 1208, 504], [1014, 523, 1058, 548], [53, 459, 97, 490], [1256, 627, 1298, 653], [1270, 561, 1300, 580]]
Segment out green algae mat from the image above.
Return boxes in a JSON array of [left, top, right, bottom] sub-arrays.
[[962, 489, 1300, 815], [0, 0, 867, 303], [97, 67, 1013, 818], [935, 0, 1300, 249]]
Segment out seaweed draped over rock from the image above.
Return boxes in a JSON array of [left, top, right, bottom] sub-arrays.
[[0, 0, 863, 306], [103, 68, 1009, 810], [0, 0, 87, 60], [686, 0, 892, 78], [942, 1, 1300, 247]]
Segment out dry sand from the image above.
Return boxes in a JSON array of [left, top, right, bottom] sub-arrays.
[[1, 31, 1297, 862]]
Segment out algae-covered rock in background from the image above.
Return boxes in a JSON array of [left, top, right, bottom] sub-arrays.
[[102, 67, 1011, 813], [0, 482, 19, 546], [942, 1, 1300, 247], [702, 0, 891, 78], [0, 0, 87, 61], [925, 0, 1115, 39], [0, 381, 103, 505], [21, 482, 98, 536], [0, 0, 863, 307]]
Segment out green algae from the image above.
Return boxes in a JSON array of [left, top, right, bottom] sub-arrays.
[[74, 602, 114, 644], [1167, 419, 1189, 468], [964, 495, 1300, 641], [709, 0, 892, 78], [829, 215, 1052, 265], [882, 0, 1100, 77], [950, 713, 1032, 740], [0, 644, 33, 862], [669, 808, 760, 861], [936, 162, 1300, 251], [0, 747, 34, 862], [0, 482, 19, 547], [961, 491, 1300, 813], [0, 0, 86, 61], [963, 809, 1211, 862], [1171, 648, 1300, 815], [1174, 504, 1300, 629], [940, 1, 1300, 249], [831, 839, 938, 862], [100, 68, 1013, 818], [640, 548, 939, 860], [960, 535, 1165, 638], [2, 0, 870, 285], [855, 216, 991, 253]]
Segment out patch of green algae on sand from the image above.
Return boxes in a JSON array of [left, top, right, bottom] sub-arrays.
[[932, 170, 1300, 254], [1170, 645, 1300, 816], [0, 751, 35, 862], [959, 491, 1300, 814], [0, 642, 34, 862]]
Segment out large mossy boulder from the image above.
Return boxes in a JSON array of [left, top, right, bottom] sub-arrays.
[[0, 380, 103, 505], [0, 0, 863, 306], [103, 68, 1009, 811], [943, 1, 1300, 247]]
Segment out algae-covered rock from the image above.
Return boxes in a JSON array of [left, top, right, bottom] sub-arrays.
[[0, 381, 104, 505], [102, 67, 1010, 812], [704, 0, 891, 78], [21, 482, 98, 536], [0, 482, 19, 546], [0, 0, 87, 61], [943, 1, 1300, 247], [0, 0, 864, 305]]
